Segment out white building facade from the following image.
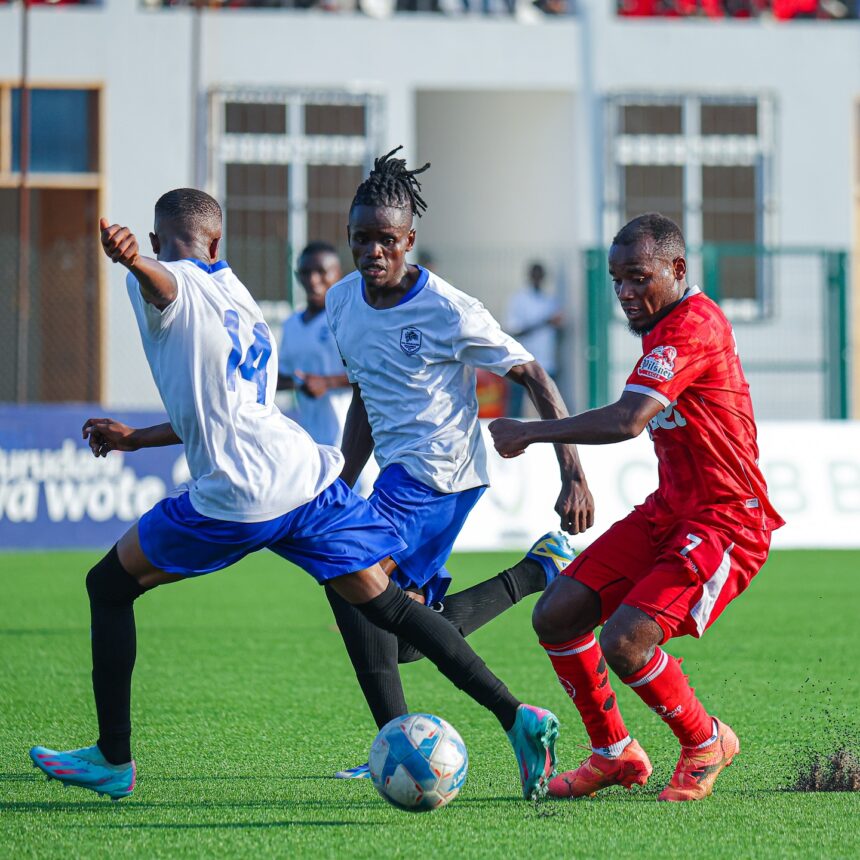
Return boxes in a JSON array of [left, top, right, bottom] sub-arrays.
[[0, 1, 857, 415]]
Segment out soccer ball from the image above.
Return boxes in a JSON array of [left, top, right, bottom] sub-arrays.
[[369, 713, 468, 812]]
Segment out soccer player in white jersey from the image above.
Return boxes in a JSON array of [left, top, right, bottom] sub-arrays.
[[325, 150, 595, 778], [277, 241, 351, 446], [28, 189, 564, 802]]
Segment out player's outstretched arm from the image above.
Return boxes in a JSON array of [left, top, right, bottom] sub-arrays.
[[490, 390, 663, 457], [99, 217, 178, 310], [82, 418, 182, 458], [339, 384, 374, 488], [507, 360, 594, 534]]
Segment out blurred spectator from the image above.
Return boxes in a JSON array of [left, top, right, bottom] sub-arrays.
[[140, 0, 573, 12], [616, 0, 856, 16], [277, 242, 352, 447], [505, 261, 563, 417]]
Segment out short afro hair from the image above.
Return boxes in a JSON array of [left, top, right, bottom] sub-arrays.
[[612, 213, 686, 260], [154, 188, 222, 237]]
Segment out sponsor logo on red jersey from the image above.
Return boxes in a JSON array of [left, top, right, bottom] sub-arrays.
[[638, 345, 677, 382], [647, 400, 687, 436]]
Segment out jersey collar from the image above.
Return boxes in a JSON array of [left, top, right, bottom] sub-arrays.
[[681, 285, 702, 302], [185, 258, 230, 274], [361, 265, 429, 309]]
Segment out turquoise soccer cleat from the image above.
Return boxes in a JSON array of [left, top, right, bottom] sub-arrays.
[[526, 531, 576, 586], [333, 761, 371, 780], [505, 704, 560, 800], [29, 745, 136, 800]]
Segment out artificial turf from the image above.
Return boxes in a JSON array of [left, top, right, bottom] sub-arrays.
[[1, 549, 858, 859]]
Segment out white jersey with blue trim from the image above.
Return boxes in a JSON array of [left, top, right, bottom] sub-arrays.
[[326, 266, 533, 494], [278, 310, 352, 447], [126, 259, 343, 522]]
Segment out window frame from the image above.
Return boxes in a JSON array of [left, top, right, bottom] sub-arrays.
[[0, 80, 105, 401], [208, 86, 384, 302], [603, 92, 778, 320], [0, 80, 103, 190]]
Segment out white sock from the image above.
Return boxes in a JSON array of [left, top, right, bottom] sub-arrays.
[[592, 735, 632, 759]]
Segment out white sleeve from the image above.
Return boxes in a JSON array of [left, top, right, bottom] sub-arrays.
[[125, 262, 187, 337], [452, 300, 534, 376], [325, 293, 356, 383]]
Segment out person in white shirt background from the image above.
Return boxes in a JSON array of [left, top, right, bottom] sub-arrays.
[[277, 241, 352, 447], [505, 261, 564, 418]]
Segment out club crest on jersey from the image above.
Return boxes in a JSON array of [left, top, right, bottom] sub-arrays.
[[400, 326, 422, 355], [638, 345, 677, 382]]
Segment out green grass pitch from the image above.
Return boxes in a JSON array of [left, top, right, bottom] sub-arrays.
[[1, 549, 858, 859]]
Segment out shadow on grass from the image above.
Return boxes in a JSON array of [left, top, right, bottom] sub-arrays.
[[0, 628, 82, 636], [67, 820, 387, 830], [147, 774, 337, 782], [0, 798, 386, 813]]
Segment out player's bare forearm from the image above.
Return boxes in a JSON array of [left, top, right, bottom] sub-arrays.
[[507, 360, 595, 533], [127, 256, 178, 310], [82, 418, 181, 458], [492, 391, 663, 456], [99, 217, 177, 310], [339, 385, 374, 488], [507, 361, 584, 479], [132, 422, 182, 449]]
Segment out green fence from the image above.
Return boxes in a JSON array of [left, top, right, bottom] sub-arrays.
[[585, 245, 850, 419]]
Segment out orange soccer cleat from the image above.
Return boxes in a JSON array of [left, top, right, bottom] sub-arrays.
[[658, 718, 740, 802], [548, 739, 652, 798]]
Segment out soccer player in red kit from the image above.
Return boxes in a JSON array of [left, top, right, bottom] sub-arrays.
[[489, 213, 784, 802]]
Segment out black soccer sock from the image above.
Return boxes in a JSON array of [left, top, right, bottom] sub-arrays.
[[397, 558, 546, 665], [325, 585, 408, 730], [86, 546, 147, 765], [357, 580, 521, 731]]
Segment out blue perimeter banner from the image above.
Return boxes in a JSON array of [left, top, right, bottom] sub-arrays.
[[0, 405, 184, 550]]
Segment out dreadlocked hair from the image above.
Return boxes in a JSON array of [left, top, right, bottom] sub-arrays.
[[351, 146, 431, 218]]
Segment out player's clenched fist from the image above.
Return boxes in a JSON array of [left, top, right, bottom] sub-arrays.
[[82, 417, 139, 458], [99, 217, 139, 268], [488, 418, 530, 459]]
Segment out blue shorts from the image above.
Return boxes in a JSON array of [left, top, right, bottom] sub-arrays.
[[137, 479, 406, 583], [368, 464, 485, 606]]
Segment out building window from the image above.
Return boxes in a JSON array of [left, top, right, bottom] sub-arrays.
[[604, 94, 776, 317], [0, 84, 103, 402], [11, 88, 99, 174], [209, 88, 383, 303]]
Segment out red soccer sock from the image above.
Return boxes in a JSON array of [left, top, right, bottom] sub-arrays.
[[541, 634, 630, 752], [622, 648, 714, 748]]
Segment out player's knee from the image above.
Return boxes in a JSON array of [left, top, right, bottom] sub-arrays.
[[86, 545, 146, 607], [599, 625, 636, 675], [532, 579, 599, 643], [600, 606, 664, 676], [599, 620, 653, 677]]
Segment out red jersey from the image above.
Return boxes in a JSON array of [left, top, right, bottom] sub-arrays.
[[624, 287, 784, 532]]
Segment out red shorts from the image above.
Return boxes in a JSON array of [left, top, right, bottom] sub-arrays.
[[562, 508, 772, 642]]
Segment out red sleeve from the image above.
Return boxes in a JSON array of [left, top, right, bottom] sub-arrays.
[[624, 320, 713, 407]]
